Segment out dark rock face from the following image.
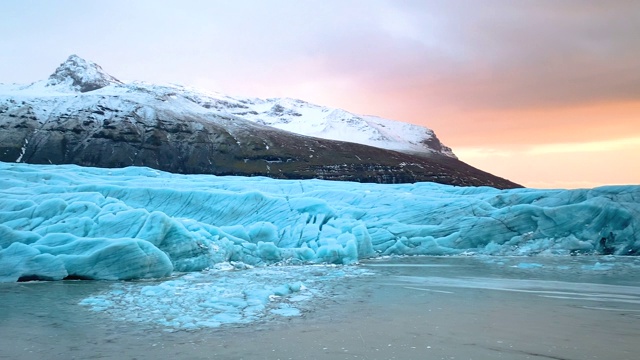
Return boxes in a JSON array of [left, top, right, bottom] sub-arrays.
[[419, 133, 453, 155], [0, 98, 520, 189]]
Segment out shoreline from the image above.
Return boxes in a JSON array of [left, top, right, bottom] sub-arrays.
[[1, 256, 639, 360]]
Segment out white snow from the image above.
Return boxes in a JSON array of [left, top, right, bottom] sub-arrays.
[[15, 138, 27, 163], [1, 66, 456, 157], [45, 54, 123, 92], [195, 94, 456, 157]]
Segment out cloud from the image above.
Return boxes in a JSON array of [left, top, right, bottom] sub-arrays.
[[303, 1, 640, 111], [454, 136, 640, 188], [453, 147, 516, 159], [527, 137, 640, 155], [1, 0, 639, 188], [4, 1, 639, 113]]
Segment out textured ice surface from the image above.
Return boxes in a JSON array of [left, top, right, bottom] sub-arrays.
[[79, 264, 370, 330], [1, 162, 639, 282]]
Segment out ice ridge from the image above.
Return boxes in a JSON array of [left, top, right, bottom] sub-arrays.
[[0, 161, 638, 282]]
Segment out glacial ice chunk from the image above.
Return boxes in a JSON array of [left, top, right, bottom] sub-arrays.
[[1, 162, 639, 281]]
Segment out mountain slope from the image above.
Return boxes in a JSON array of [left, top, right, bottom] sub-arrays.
[[169, 88, 457, 158], [0, 55, 520, 188]]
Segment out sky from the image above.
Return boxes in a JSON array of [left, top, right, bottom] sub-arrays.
[[1, 0, 639, 188]]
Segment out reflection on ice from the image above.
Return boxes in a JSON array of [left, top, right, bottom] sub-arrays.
[[581, 306, 640, 313], [394, 275, 640, 298], [363, 256, 640, 320], [74, 256, 634, 331], [2, 256, 639, 360]]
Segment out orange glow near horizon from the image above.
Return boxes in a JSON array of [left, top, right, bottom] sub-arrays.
[[319, 93, 640, 189], [432, 101, 640, 148], [439, 101, 640, 188], [456, 142, 640, 189]]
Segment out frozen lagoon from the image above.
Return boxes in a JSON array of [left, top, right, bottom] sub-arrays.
[[1, 256, 639, 360]]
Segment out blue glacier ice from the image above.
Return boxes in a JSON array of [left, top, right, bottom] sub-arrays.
[[78, 264, 370, 330], [1, 161, 639, 282]]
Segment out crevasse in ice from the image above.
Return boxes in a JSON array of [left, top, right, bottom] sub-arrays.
[[0, 162, 638, 282]]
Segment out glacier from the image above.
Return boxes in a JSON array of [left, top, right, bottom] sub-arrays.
[[1, 161, 638, 283]]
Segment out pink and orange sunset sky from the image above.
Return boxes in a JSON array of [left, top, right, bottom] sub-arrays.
[[2, 1, 639, 188]]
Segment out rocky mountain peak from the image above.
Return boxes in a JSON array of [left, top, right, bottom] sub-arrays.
[[46, 54, 123, 92], [1, 56, 521, 188]]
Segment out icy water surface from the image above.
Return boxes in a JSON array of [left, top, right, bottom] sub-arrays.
[[1, 256, 639, 360]]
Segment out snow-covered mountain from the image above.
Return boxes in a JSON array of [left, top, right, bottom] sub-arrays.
[[167, 87, 456, 158], [2, 55, 454, 156], [46, 54, 124, 92], [0, 55, 517, 188]]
